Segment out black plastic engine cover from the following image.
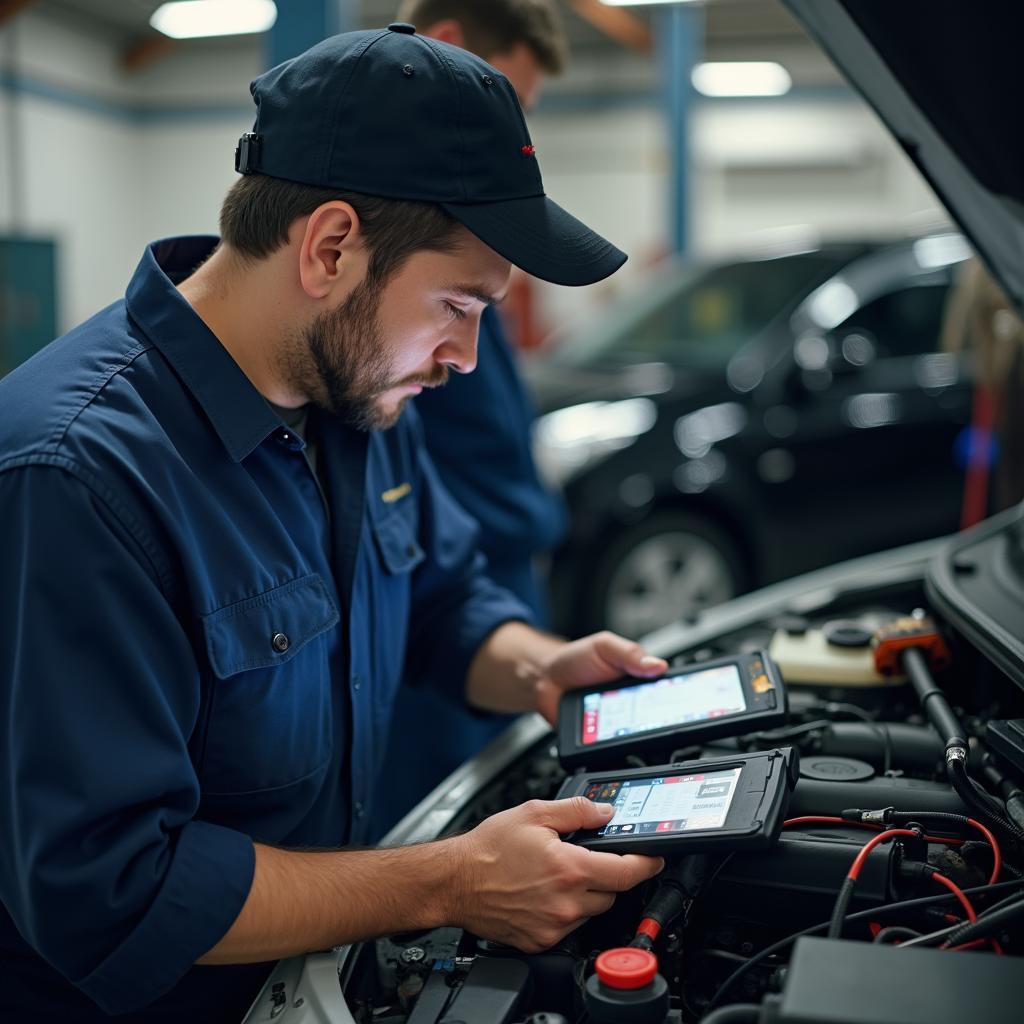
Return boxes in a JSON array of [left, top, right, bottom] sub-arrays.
[[789, 775, 968, 818], [763, 936, 1019, 1023], [719, 828, 895, 908], [438, 957, 530, 1024]]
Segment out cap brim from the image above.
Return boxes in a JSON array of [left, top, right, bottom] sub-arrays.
[[441, 195, 627, 287]]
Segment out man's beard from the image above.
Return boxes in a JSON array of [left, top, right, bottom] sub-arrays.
[[297, 276, 448, 431]]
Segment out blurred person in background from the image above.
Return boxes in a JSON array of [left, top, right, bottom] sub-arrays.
[[372, 0, 571, 837], [941, 258, 1024, 517], [0, 25, 666, 1020]]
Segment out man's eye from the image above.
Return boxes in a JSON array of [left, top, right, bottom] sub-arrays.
[[444, 301, 468, 320]]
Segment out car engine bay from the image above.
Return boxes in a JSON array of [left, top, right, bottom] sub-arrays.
[[335, 567, 1024, 1024]]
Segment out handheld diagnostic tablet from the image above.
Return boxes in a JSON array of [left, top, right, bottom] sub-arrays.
[[557, 651, 786, 770], [556, 748, 797, 856]]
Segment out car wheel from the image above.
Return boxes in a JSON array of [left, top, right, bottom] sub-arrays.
[[588, 511, 747, 639]]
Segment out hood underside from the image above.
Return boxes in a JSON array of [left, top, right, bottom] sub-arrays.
[[783, 1, 1024, 318]]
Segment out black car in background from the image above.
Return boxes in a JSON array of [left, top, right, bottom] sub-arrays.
[[529, 232, 975, 638]]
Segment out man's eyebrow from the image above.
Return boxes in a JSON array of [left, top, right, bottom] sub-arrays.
[[446, 284, 506, 307]]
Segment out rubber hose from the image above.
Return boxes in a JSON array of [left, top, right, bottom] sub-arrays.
[[700, 1005, 762, 1024], [942, 895, 1024, 948]]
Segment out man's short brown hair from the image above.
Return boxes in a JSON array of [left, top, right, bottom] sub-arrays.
[[397, 0, 567, 75], [219, 174, 462, 284]]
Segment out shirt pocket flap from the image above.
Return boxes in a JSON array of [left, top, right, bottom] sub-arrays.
[[372, 510, 426, 575], [201, 574, 340, 679]]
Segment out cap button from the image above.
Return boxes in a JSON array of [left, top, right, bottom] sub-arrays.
[[595, 948, 658, 991], [388, 22, 416, 34]]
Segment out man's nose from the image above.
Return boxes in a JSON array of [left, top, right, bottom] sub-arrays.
[[435, 317, 480, 375]]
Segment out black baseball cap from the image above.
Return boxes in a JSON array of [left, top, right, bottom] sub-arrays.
[[235, 23, 626, 287]]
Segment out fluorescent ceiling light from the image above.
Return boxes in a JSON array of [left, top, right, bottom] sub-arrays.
[[692, 61, 792, 97], [600, 1, 702, 6], [151, 0, 278, 40]]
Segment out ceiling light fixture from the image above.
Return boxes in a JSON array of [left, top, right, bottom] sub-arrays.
[[599, 1, 702, 6], [150, 0, 278, 40], [692, 61, 792, 97]]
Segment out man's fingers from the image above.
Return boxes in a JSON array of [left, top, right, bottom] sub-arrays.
[[578, 849, 666, 892], [579, 891, 617, 919], [592, 631, 667, 677], [529, 796, 615, 833]]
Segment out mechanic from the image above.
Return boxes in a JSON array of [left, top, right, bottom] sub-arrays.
[[373, 0, 573, 838], [0, 24, 666, 1023]]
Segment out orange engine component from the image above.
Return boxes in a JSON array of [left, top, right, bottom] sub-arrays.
[[874, 615, 952, 676]]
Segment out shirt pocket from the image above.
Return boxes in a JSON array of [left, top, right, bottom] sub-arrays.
[[366, 508, 424, 715], [197, 574, 340, 796], [372, 506, 426, 575]]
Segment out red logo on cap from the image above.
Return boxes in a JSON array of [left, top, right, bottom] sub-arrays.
[[521, 144, 536, 157]]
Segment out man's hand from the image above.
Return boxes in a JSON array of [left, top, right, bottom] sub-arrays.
[[534, 630, 668, 725], [448, 797, 664, 952]]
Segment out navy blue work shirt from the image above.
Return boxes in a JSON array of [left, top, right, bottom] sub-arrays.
[[416, 306, 566, 617], [0, 236, 528, 1020], [371, 309, 565, 837]]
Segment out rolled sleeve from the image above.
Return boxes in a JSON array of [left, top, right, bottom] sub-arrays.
[[79, 820, 254, 1013], [0, 461, 254, 1014], [404, 432, 533, 705]]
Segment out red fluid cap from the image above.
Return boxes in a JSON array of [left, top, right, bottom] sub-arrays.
[[595, 947, 658, 991]]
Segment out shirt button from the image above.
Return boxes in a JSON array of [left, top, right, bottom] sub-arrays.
[[271, 632, 290, 653], [352, 674, 362, 691], [354, 801, 365, 819]]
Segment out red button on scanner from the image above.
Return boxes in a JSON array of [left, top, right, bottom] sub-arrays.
[[595, 947, 658, 991]]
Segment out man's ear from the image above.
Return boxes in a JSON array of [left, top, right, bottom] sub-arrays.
[[297, 201, 361, 299], [422, 18, 465, 48]]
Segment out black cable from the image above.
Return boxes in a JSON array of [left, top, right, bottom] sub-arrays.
[[941, 894, 1024, 948], [948, 755, 1024, 844], [818, 701, 893, 776], [902, 647, 967, 749], [703, 878, 1024, 1014], [898, 646, 1024, 844], [827, 877, 857, 939], [700, 1005, 761, 1024], [699, 948, 751, 965], [900, 886, 1024, 948], [752, 719, 834, 743], [631, 854, 711, 950], [979, 887, 1024, 917], [897, 922, 961, 948], [872, 925, 921, 945]]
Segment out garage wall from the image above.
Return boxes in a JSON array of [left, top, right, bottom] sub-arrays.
[[2, 8, 948, 341], [0, 11, 143, 330]]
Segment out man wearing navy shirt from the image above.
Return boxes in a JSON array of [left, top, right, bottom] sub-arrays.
[[0, 24, 665, 1022], [373, 0, 572, 837]]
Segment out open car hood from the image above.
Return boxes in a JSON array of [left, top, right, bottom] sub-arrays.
[[783, 1, 1024, 318], [783, 1, 1024, 689]]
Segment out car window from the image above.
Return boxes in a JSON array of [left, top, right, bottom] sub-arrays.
[[836, 282, 950, 358], [552, 253, 846, 370]]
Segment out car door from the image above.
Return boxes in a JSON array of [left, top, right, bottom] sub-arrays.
[[752, 240, 973, 574]]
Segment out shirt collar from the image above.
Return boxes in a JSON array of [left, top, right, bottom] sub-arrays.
[[125, 236, 284, 463]]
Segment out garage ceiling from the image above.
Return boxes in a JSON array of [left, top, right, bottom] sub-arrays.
[[31, 0, 818, 61]]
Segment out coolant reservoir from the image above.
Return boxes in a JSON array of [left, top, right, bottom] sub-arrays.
[[768, 619, 907, 687]]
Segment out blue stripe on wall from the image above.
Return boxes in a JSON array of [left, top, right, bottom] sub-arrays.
[[0, 68, 856, 125], [0, 70, 251, 124]]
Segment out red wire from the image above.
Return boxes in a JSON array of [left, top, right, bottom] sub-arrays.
[[931, 872, 977, 923], [848, 829, 918, 880], [785, 816, 878, 831], [782, 819, 966, 851], [784, 819, 1006, 955], [931, 873, 1004, 955], [966, 817, 1001, 885]]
